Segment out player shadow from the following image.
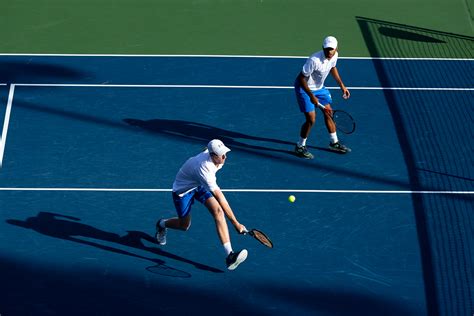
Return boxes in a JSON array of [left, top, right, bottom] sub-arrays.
[[6, 212, 223, 274], [0, 61, 87, 83], [10, 100, 412, 189], [123, 118, 333, 156]]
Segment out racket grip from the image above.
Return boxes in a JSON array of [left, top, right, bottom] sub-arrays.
[[317, 102, 326, 110]]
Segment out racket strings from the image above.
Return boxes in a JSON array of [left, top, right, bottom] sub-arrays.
[[253, 230, 273, 248], [333, 111, 355, 134]]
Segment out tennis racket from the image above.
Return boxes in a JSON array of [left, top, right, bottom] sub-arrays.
[[243, 228, 273, 248], [318, 102, 356, 134]]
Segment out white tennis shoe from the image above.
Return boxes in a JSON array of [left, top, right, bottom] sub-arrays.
[[226, 249, 248, 270], [155, 219, 167, 246]]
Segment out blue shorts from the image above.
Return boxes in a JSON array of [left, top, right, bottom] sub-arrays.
[[172, 187, 213, 218], [294, 83, 332, 113]]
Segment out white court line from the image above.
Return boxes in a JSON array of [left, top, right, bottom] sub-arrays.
[[0, 53, 473, 61], [0, 83, 7, 86], [0, 84, 15, 167], [14, 83, 474, 91], [0, 187, 472, 194]]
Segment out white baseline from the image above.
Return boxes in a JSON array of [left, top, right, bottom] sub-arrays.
[[0, 53, 473, 61]]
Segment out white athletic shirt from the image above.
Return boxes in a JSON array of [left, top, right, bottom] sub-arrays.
[[301, 50, 338, 90], [172, 149, 223, 196]]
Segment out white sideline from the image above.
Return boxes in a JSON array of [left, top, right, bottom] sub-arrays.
[[0, 84, 15, 167]]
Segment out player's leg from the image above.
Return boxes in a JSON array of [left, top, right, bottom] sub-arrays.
[[155, 190, 195, 245], [314, 88, 335, 134], [316, 88, 351, 153], [294, 110, 316, 159], [321, 103, 336, 133], [203, 196, 230, 244], [294, 88, 316, 159], [300, 110, 317, 138], [160, 214, 191, 231]]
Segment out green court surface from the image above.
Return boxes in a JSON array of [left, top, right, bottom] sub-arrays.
[[0, 0, 472, 56]]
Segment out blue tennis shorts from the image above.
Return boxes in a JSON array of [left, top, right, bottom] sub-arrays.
[[294, 84, 332, 113], [172, 187, 213, 218]]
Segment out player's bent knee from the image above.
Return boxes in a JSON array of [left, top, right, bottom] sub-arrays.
[[178, 218, 191, 231], [212, 212, 226, 226], [177, 223, 191, 231], [214, 208, 225, 219], [183, 222, 191, 231], [207, 204, 223, 218]]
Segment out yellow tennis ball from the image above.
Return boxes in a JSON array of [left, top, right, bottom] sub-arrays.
[[288, 195, 296, 203]]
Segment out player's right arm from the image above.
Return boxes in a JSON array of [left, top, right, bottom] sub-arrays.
[[297, 72, 319, 105], [212, 189, 246, 233]]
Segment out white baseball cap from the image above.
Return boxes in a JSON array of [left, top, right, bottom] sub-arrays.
[[323, 36, 338, 49], [207, 139, 231, 156]]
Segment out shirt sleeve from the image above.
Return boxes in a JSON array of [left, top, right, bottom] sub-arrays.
[[198, 163, 220, 192], [302, 58, 316, 77]]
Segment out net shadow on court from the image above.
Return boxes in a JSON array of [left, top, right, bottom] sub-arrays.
[[357, 16, 474, 316]]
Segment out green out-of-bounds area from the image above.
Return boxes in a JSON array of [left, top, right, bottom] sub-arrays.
[[0, 0, 472, 57]]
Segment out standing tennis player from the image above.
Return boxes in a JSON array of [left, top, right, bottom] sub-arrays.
[[155, 139, 248, 270], [294, 36, 351, 159]]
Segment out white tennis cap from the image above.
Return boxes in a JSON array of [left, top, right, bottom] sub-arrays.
[[208, 139, 231, 156], [323, 36, 338, 49]]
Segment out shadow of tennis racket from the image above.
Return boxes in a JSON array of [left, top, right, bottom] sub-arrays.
[[146, 264, 191, 278]]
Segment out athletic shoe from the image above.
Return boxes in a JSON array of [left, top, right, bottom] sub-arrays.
[[329, 142, 351, 153], [226, 249, 248, 270], [294, 145, 314, 159], [155, 219, 167, 246]]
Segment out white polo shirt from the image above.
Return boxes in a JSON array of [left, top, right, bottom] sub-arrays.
[[302, 50, 338, 90], [172, 149, 223, 196]]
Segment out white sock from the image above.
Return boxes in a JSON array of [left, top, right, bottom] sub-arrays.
[[223, 242, 233, 256], [159, 219, 167, 228], [297, 137, 307, 147], [330, 133, 338, 144]]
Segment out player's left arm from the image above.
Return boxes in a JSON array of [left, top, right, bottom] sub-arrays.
[[330, 67, 350, 99], [212, 189, 246, 233]]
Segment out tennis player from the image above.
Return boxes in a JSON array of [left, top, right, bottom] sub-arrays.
[[294, 36, 351, 159], [156, 139, 248, 270]]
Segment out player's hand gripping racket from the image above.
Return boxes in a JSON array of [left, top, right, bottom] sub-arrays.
[[243, 229, 273, 248], [318, 102, 356, 134]]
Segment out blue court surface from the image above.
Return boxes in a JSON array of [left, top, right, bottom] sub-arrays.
[[0, 55, 472, 315]]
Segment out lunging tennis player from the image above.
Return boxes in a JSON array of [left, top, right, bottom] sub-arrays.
[[155, 139, 248, 270]]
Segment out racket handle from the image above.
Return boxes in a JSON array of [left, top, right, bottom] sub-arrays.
[[317, 102, 327, 110]]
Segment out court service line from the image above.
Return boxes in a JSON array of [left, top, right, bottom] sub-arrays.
[[0, 84, 15, 168], [14, 83, 474, 91], [0, 187, 472, 194], [0, 53, 473, 61]]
